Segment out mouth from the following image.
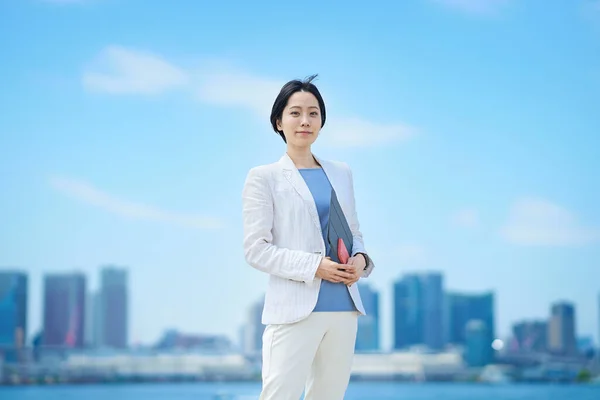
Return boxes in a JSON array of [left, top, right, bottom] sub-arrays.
[[296, 131, 312, 135]]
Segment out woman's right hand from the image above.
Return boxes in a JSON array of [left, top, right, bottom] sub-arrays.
[[315, 257, 356, 283]]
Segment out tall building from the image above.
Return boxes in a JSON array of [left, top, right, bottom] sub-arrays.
[[512, 320, 547, 353], [99, 266, 129, 348], [84, 291, 104, 348], [421, 273, 444, 350], [393, 274, 422, 349], [465, 319, 494, 367], [84, 292, 95, 347], [242, 296, 264, 357], [355, 282, 380, 352], [43, 273, 86, 348], [547, 301, 577, 356], [92, 291, 103, 347], [393, 272, 444, 350], [0, 271, 28, 362], [446, 291, 495, 347]]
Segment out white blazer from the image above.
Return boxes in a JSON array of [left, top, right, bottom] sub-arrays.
[[242, 152, 375, 325]]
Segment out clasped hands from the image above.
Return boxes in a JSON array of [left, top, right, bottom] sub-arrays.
[[315, 254, 366, 286]]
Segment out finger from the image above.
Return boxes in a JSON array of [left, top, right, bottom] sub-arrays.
[[336, 270, 355, 280], [341, 264, 357, 273], [333, 270, 350, 281]]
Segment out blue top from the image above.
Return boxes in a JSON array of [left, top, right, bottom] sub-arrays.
[[299, 168, 356, 313]]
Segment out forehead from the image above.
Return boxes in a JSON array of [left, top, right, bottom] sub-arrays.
[[286, 91, 320, 108]]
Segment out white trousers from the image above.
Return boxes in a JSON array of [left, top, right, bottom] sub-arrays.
[[259, 311, 358, 400]]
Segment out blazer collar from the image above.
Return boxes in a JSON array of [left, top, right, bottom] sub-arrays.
[[278, 152, 331, 232]]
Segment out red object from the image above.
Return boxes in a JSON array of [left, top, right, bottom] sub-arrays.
[[337, 238, 350, 264]]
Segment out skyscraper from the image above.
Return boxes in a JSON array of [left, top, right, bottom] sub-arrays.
[[355, 282, 380, 352], [393, 272, 444, 350], [242, 295, 264, 356], [99, 266, 129, 348], [393, 274, 422, 349], [0, 271, 27, 362], [446, 291, 495, 347], [84, 291, 104, 348], [421, 273, 444, 350], [512, 320, 547, 353], [465, 319, 494, 367], [547, 301, 577, 356], [43, 273, 86, 348]]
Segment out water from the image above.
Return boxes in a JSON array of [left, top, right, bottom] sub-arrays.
[[0, 382, 598, 400]]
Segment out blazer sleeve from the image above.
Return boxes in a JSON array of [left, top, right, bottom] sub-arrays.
[[242, 167, 322, 283], [345, 164, 375, 278]]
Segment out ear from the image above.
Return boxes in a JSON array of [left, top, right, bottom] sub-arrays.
[[276, 119, 282, 131]]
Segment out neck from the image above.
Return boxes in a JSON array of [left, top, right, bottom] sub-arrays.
[[286, 145, 319, 168]]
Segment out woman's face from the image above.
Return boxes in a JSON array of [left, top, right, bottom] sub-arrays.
[[277, 91, 322, 149]]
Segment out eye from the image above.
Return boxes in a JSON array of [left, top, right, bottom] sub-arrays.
[[290, 111, 300, 116], [310, 112, 319, 116]]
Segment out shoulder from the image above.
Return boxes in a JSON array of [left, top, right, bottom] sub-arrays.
[[245, 161, 280, 182], [319, 158, 353, 176]]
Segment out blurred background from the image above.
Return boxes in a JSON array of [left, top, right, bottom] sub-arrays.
[[1, 0, 599, 398]]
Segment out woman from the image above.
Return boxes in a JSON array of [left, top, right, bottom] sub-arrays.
[[242, 74, 375, 400]]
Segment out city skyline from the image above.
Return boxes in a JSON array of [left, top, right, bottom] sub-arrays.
[[0, 266, 596, 353], [1, 0, 599, 350]]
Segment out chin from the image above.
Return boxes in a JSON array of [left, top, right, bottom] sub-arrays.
[[292, 139, 315, 148]]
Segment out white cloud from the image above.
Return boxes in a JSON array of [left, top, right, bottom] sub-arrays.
[[451, 208, 480, 229], [193, 70, 417, 147], [500, 198, 600, 246], [81, 45, 417, 148], [432, 0, 510, 14], [322, 117, 416, 148], [82, 45, 189, 95], [193, 69, 283, 119], [49, 175, 223, 229]]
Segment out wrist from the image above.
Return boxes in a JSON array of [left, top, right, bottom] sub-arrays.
[[357, 252, 369, 270]]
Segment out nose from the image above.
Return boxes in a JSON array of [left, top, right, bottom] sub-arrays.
[[301, 115, 310, 127]]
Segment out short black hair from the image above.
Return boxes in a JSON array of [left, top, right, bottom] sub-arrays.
[[270, 74, 326, 143]]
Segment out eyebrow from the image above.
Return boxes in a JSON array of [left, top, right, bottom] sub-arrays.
[[289, 105, 319, 109]]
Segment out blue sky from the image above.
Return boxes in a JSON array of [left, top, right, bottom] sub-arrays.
[[1, 0, 599, 350]]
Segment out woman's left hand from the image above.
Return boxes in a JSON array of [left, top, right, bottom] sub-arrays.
[[344, 255, 366, 286]]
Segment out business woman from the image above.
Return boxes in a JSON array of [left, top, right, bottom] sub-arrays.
[[242, 74, 375, 400]]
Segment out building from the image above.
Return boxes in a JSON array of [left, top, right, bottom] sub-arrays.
[[99, 266, 129, 348], [393, 274, 422, 349], [84, 291, 104, 348], [154, 330, 233, 352], [355, 282, 380, 352], [0, 271, 28, 362], [446, 291, 495, 348], [393, 272, 444, 351], [547, 301, 577, 356], [421, 273, 444, 350], [512, 320, 547, 353], [242, 296, 264, 357], [43, 272, 86, 348], [465, 319, 494, 367]]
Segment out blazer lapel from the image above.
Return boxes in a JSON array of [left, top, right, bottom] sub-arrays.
[[279, 153, 321, 233], [313, 154, 341, 199]]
